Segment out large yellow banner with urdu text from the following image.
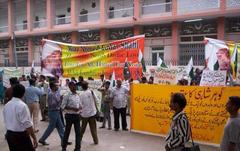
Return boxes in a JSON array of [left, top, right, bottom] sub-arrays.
[[130, 84, 240, 144]]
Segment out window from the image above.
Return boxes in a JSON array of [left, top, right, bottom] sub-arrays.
[[152, 46, 164, 65], [16, 46, 28, 66]]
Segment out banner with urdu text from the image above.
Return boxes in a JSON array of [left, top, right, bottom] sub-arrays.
[[41, 35, 145, 79], [130, 84, 240, 144]]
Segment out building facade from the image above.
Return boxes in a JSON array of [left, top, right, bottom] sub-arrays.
[[0, 0, 240, 67]]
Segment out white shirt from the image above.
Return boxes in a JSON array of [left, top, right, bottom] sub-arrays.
[[122, 80, 130, 91], [80, 89, 97, 118], [220, 114, 240, 151], [111, 86, 129, 109], [61, 92, 82, 114], [3, 97, 33, 132]]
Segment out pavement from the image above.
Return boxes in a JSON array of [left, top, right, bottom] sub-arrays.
[[0, 104, 219, 151]]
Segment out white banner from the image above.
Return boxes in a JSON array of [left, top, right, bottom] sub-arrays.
[[3, 68, 21, 88], [200, 70, 227, 86]]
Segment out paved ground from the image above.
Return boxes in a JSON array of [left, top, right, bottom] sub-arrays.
[[0, 104, 219, 151]]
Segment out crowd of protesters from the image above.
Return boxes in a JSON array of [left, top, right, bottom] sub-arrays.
[[2, 70, 240, 151]]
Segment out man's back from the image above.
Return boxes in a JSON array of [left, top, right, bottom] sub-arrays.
[[24, 86, 43, 103], [3, 98, 32, 132]]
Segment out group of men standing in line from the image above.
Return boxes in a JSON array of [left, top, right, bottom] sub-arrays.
[[2, 74, 130, 151]]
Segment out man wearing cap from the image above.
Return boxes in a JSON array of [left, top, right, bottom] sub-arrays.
[[110, 79, 129, 131]]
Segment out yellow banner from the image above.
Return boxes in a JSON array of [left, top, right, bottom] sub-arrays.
[[130, 84, 240, 144]]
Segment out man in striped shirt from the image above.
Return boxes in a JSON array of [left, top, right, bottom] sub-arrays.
[[165, 93, 190, 151]]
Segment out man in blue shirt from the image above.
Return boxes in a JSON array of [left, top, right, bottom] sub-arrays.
[[24, 79, 44, 133], [39, 82, 64, 146]]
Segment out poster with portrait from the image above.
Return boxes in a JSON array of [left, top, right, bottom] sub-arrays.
[[205, 38, 230, 71], [41, 35, 145, 79]]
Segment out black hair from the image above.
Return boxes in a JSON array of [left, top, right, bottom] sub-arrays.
[[81, 81, 88, 90], [12, 84, 25, 98], [49, 82, 56, 90], [40, 75, 46, 80], [171, 93, 187, 109], [68, 81, 76, 86], [9, 77, 19, 85], [229, 96, 240, 109], [29, 79, 36, 86], [78, 76, 84, 82], [88, 77, 94, 81], [105, 81, 110, 85]]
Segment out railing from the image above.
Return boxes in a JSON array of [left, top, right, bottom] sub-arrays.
[[177, 0, 220, 14], [108, 7, 133, 19], [34, 19, 47, 28], [55, 16, 71, 25], [142, 2, 172, 15], [0, 26, 8, 33], [79, 12, 100, 22], [227, 0, 240, 8], [15, 23, 28, 31]]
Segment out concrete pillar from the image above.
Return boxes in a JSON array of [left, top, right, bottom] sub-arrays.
[[71, 31, 78, 44], [71, 0, 79, 27], [217, 17, 225, 40], [172, 0, 177, 16], [100, 29, 107, 43], [8, 40, 14, 66], [220, 0, 226, 11], [8, 0, 14, 65], [28, 38, 33, 65], [100, 0, 106, 24], [133, 0, 140, 21], [134, 26, 140, 36], [172, 22, 179, 64], [27, 0, 33, 31], [47, 0, 54, 29]]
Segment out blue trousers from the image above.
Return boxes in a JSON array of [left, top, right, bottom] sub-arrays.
[[39, 110, 64, 141]]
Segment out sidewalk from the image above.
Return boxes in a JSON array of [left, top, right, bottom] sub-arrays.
[[0, 105, 219, 151]]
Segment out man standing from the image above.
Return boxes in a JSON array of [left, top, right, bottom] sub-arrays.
[[3, 84, 38, 151], [98, 81, 112, 130], [24, 79, 44, 133], [37, 75, 49, 121], [111, 79, 129, 131], [38, 82, 64, 146], [79, 81, 99, 144], [220, 96, 240, 151], [61, 82, 82, 151], [165, 93, 190, 151]]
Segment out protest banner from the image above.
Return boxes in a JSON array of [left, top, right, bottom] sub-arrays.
[[42, 35, 145, 79], [130, 84, 240, 144], [205, 38, 230, 71], [3, 68, 21, 88], [87, 80, 103, 90], [200, 70, 227, 86], [24, 67, 41, 75], [154, 67, 178, 85]]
